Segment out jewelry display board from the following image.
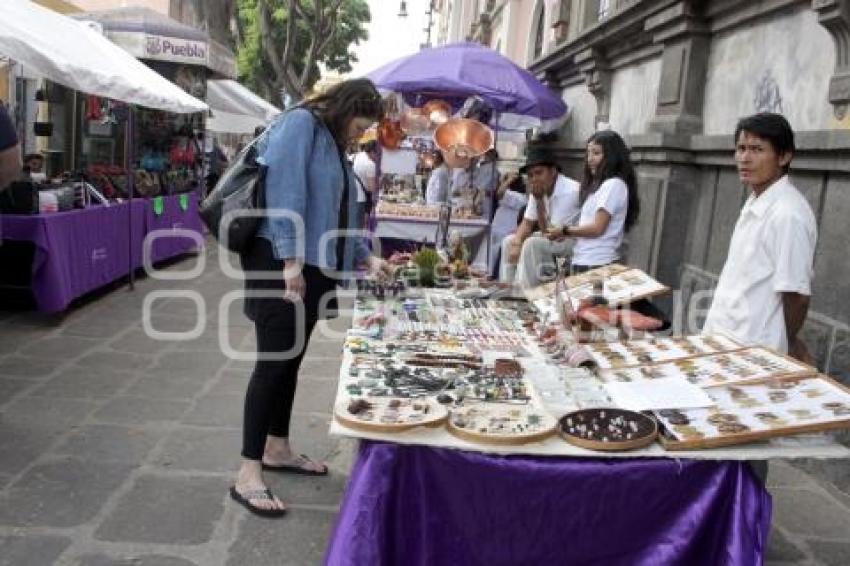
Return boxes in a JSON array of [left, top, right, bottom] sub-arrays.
[[597, 346, 816, 387], [334, 397, 448, 432], [447, 403, 558, 445], [558, 408, 658, 451], [657, 375, 850, 450], [584, 335, 744, 369], [526, 265, 669, 309]]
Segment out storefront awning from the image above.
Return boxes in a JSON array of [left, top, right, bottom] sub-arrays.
[[207, 80, 281, 123], [1, 0, 207, 114]]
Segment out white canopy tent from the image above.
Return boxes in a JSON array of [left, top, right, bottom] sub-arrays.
[[1, 0, 207, 113], [206, 110, 267, 135], [206, 80, 280, 134]]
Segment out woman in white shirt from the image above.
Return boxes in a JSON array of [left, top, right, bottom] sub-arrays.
[[547, 130, 639, 274], [425, 151, 450, 205]]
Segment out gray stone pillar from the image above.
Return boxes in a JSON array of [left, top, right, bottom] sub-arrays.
[[646, 1, 710, 135], [813, 0, 850, 119], [576, 47, 612, 129]]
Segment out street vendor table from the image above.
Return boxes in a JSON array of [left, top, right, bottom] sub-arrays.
[[326, 441, 771, 566], [144, 193, 204, 264], [1, 200, 147, 313], [0, 194, 203, 313], [375, 214, 489, 265]]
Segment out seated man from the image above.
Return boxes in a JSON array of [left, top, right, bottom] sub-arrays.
[[500, 148, 580, 289]]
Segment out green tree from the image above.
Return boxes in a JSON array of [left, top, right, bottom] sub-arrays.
[[236, 0, 371, 104]]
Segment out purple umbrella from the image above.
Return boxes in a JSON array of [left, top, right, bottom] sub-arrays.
[[367, 42, 567, 126]]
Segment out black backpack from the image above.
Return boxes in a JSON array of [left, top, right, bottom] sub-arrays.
[[198, 137, 266, 253]]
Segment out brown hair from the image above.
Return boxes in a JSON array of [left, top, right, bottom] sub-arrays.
[[304, 78, 384, 148]]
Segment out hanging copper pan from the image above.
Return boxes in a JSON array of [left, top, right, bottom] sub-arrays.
[[434, 118, 493, 168]]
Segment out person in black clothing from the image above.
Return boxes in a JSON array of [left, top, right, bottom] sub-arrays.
[[231, 79, 387, 518], [0, 105, 22, 191]]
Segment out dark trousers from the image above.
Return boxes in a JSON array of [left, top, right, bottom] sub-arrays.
[[241, 316, 318, 460], [239, 238, 337, 461]]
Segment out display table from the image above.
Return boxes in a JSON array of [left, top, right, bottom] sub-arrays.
[[325, 441, 771, 566], [1, 200, 147, 313], [1, 194, 204, 313], [374, 214, 489, 265], [144, 193, 204, 264]]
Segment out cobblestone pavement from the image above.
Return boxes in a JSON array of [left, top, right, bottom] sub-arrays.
[[0, 246, 848, 565]]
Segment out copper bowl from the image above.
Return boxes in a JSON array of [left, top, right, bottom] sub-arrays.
[[400, 108, 431, 135], [434, 119, 494, 168], [423, 99, 452, 125]]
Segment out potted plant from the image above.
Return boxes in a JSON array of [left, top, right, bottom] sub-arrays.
[[412, 247, 441, 287]]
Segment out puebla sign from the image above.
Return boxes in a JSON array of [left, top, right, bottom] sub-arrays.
[[144, 35, 207, 63]]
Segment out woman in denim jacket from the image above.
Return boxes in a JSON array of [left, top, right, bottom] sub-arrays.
[[232, 79, 389, 517]]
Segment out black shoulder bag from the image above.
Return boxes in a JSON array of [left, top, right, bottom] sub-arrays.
[[198, 136, 266, 254]]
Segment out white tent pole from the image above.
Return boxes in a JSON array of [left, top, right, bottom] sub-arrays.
[[125, 105, 135, 291]]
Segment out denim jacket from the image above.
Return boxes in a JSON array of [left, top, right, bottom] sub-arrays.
[[256, 108, 370, 272]]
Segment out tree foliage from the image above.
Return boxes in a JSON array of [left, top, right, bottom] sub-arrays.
[[236, 0, 371, 104]]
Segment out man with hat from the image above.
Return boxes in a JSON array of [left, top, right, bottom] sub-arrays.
[[499, 147, 580, 289]]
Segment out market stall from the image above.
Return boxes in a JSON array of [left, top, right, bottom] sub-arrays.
[[0, 0, 208, 312], [323, 266, 850, 564], [366, 43, 568, 267]]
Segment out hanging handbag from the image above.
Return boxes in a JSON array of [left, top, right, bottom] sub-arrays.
[[198, 137, 266, 253]]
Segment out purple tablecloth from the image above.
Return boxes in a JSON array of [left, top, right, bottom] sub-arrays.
[[1, 200, 147, 313], [325, 441, 772, 566], [144, 193, 204, 264], [0, 193, 204, 313]]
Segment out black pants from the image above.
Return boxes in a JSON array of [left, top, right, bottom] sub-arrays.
[[242, 316, 317, 460], [239, 237, 337, 460]]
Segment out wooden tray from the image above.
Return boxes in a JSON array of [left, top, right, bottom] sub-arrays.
[[334, 397, 448, 433], [585, 334, 745, 369], [657, 374, 850, 450], [597, 346, 817, 388], [558, 408, 658, 452], [446, 404, 557, 445]]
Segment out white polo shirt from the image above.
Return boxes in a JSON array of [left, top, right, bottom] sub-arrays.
[[523, 174, 580, 227], [703, 175, 817, 353]]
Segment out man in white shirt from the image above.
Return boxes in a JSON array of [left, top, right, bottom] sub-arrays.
[[500, 147, 580, 289], [703, 113, 817, 361], [352, 140, 378, 198]]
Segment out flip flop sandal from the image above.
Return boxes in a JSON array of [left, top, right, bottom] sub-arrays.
[[262, 454, 329, 476], [229, 486, 287, 518]]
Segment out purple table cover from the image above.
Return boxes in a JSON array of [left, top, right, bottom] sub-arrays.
[[1, 200, 146, 313], [144, 193, 204, 264], [1, 194, 204, 313], [325, 441, 772, 566]]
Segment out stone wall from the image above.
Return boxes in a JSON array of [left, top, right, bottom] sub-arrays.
[[702, 8, 836, 134], [608, 58, 662, 135]]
